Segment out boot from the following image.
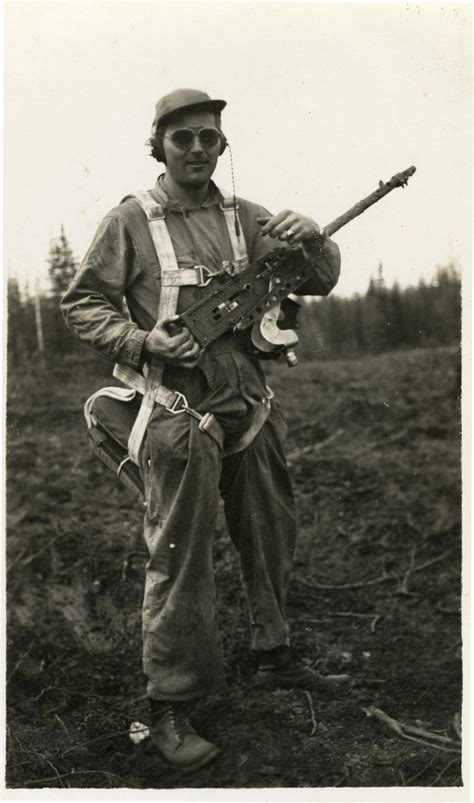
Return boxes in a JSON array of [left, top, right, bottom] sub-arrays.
[[149, 702, 220, 773], [253, 645, 351, 692]]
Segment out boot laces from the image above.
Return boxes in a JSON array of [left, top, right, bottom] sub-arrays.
[[166, 705, 193, 742]]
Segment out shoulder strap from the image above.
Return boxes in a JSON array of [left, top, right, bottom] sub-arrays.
[[219, 193, 248, 272], [118, 190, 182, 463], [123, 191, 180, 320]]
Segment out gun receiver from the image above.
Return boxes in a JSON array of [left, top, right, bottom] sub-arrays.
[[177, 166, 417, 364]]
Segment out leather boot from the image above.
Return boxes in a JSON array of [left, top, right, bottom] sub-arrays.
[[150, 703, 220, 772]]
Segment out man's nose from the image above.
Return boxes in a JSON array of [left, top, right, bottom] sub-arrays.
[[190, 134, 204, 152]]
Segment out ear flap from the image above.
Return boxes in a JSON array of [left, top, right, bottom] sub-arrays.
[[156, 138, 166, 163], [219, 132, 228, 156]]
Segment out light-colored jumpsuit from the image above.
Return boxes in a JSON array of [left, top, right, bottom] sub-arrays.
[[61, 177, 341, 700]]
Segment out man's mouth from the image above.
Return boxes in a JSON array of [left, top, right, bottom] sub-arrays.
[[187, 161, 207, 166]]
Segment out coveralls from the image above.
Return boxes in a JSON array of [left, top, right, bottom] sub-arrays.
[[61, 177, 341, 701]]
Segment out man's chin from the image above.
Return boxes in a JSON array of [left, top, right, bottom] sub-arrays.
[[183, 175, 210, 189]]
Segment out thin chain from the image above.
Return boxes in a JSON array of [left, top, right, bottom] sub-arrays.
[[227, 143, 241, 238]]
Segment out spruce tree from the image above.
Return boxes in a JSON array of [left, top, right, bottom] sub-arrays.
[[47, 226, 78, 296]]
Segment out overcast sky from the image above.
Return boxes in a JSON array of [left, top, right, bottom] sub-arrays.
[[4, 1, 472, 297]]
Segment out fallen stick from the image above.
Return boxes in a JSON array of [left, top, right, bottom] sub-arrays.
[[403, 752, 441, 786], [60, 726, 135, 758], [452, 712, 462, 741], [363, 706, 462, 754], [370, 614, 381, 632], [6, 642, 35, 684], [396, 547, 418, 596], [304, 691, 318, 736], [298, 549, 454, 591], [13, 768, 132, 788], [401, 722, 460, 746], [430, 758, 459, 786], [7, 531, 68, 574], [286, 428, 345, 462]]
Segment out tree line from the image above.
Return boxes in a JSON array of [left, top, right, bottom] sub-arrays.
[[296, 261, 461, 360], [7, 228, 461, 370]]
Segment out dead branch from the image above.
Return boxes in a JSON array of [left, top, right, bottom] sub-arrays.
[[370, 614, 381, 632], [304, 691, 317, 736], [452, 712, 462, 741], [396, 547, 418, 596], [405, 513, 424, 537], [7, 531, 68, 574], [16, 738, 65, 788], [431, 758, 459, 786], [363, 706, 462, 754], [306, 611, 382, 633], [12, 768, 132, 787], [27, 686, 56, 703], [7, 641, 35, 684], [298, 549, 454, 591], [60, 726, 134, 758], [286, 428, 344, 462], [401, 722, 459, 745], [403, 752, 440, 785], [436, 600, 461, 615]]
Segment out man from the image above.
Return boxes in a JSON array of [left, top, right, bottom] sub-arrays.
[[61, 88, 344, 772]]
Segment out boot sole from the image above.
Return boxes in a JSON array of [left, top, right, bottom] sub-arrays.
[[172, 745, 221, 773]]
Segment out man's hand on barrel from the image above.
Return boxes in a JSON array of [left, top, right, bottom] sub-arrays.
[[144, 315, 202, 368], [257, 211, 322, 245]]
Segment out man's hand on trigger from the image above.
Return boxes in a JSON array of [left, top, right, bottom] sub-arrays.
[[257, 211, 321, 245], [144, 315, 202, 368]]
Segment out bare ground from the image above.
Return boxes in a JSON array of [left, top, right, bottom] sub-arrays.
[[6, 346, 462, 789]]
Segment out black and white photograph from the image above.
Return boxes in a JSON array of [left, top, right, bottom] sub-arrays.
[[4, 1, 470, 795]]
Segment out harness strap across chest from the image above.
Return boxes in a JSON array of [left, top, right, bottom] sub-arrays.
[[113, 189, 272, 466]]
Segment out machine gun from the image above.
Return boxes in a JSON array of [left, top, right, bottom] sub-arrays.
[[175, 166, 416, 366]]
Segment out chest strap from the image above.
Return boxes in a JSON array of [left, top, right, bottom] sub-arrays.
[[219, 197, 248, 271], [116, 189, 269, 465]]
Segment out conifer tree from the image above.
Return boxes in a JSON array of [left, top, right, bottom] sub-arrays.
[[47, 226, 78, 296]]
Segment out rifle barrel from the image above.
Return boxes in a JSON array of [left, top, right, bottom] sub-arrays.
[[324, 166, 416, 238]]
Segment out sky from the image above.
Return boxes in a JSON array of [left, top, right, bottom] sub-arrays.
[[4, 1, 472, 297]]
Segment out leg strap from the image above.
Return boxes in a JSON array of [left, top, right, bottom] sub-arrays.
[[114, 364, 225, 459], [113, 364, 274, 463]]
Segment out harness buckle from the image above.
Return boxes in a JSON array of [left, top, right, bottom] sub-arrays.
[[195, 264, 218, 287], [167, 391, 202, 421], [167, 391, 188, 415]]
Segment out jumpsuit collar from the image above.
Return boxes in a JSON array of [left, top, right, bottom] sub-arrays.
[[151, 174, 224, 213]]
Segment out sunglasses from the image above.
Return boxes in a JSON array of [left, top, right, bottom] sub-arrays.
[[163, 127, 221, 151]]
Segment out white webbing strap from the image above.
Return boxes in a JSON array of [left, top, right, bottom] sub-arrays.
[[113, 364, 225, 451], [84, 385, 137, 428], [219, 195, 248, 272], [123, 191, 183, 463], [129, 192, 181, 317]]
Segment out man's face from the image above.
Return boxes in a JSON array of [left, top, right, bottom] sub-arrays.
[[162, 110, 221, 190]]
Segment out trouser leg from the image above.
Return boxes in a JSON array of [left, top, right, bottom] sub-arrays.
[[141, 411, 226, 700], [220, 405, 297, 651]]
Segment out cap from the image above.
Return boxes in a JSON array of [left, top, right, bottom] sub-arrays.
[[152, 88, 227, 132]]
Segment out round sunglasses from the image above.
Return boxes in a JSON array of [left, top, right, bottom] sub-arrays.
[[163, 127, 221, 151]]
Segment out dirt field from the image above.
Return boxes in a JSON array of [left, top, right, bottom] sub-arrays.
[[6, 346, 463, 789]]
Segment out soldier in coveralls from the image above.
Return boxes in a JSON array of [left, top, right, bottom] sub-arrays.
[[61, 89, 345, 772]]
